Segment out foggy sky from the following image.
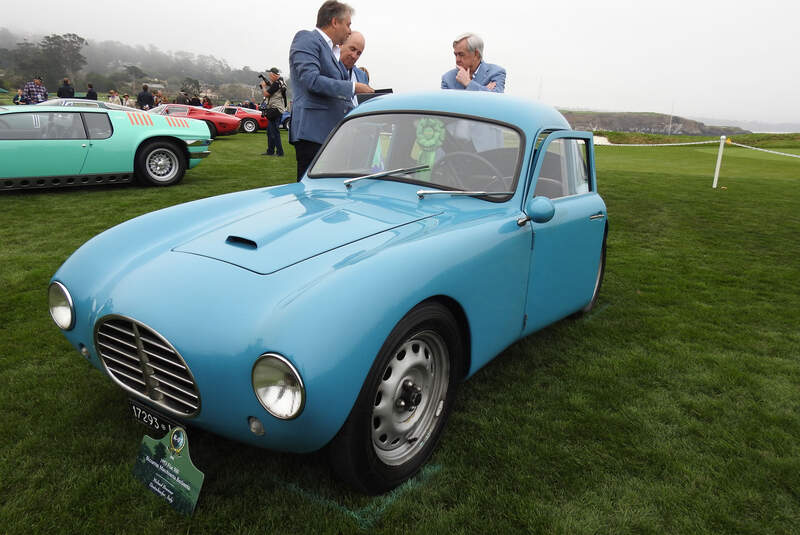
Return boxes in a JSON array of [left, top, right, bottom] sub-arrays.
[[3, 0, 797, 124]]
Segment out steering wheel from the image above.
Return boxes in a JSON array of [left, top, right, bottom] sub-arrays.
[[431, 151, 504, 190]]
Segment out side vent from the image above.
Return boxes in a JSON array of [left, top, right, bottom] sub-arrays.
[[226, 235, 258, 249]]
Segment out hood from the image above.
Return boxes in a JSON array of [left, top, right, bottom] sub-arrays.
[[173, 189, 439, 274]]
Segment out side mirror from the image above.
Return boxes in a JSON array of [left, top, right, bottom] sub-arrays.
[[529, 196, 555, 223]]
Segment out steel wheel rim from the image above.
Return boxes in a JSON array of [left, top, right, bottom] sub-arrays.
[[371, 330, 450, 466], [243, 120, 257, 133], [146, 149, 178, 182]]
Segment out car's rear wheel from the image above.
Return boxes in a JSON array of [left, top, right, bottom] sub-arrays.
[[134, 141, 186, 186], [329, 301, 463, 494], [241, 118, 258, 133], [205, 121, 217, 139]]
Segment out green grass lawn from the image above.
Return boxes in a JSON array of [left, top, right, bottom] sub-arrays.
[[1, 131, 799, 534]]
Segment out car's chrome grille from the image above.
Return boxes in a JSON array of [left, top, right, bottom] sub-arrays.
[[94, 315, 200, 417]]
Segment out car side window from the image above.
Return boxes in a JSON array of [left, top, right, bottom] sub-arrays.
[[83, 113, 113, 140], [166, 107, 189, 116], [0, 112, 86, 140], [534, 138, 590, 198]]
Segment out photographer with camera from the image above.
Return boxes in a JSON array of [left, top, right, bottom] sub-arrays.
[[259, 68, 288, 157]]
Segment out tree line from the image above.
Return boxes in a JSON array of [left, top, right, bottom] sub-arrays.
[[0, 28, 285, 103]]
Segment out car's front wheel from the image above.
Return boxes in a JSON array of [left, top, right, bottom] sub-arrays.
[[241, 118, 258, 133], [329, 301, 463, 494], [134, 141, 186, 186], [205, 121, 217, 139]]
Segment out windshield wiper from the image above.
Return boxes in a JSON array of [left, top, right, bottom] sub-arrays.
[[344, 164, 430, 188], [416, 190, 514, 199]]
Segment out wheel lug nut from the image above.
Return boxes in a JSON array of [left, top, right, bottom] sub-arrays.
[[396, 399, 406, 409]]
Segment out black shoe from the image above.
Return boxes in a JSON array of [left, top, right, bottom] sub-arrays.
[[276, 153, 284, 157], [261, 151, 275, 156]]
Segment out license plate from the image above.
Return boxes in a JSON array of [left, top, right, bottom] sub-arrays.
[[128, 398, 180, 436]]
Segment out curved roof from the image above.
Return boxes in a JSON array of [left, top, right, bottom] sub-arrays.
[[350, 91, 570, 132]]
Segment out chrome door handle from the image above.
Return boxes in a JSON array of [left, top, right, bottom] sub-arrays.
[[589, 212, 605, 220]]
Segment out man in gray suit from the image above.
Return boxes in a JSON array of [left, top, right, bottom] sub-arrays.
[[340, 31, 369, 106], [441, 33, 506, 93], [289, 1, 373, 180]]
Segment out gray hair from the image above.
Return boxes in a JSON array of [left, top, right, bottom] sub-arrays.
[[453, 32, 484, 58], [317, 1, 354, 28]]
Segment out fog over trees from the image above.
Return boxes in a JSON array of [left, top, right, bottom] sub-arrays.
[[0, 28, 275, 102]]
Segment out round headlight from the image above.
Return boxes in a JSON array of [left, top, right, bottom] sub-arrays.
[[252, 353, 305, 420], [48, 281, 75, 330]]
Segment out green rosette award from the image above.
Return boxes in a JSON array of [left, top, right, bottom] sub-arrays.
[[415, 118, 445, 180]]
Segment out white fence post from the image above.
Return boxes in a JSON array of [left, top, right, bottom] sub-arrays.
[[712, 135, 726, 188]]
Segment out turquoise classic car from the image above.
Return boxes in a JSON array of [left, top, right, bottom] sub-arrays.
[[0, 105, 212, 190], [48, 91, 607, 494]]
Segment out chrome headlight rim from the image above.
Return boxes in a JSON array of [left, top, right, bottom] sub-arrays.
[[48, 281, 75, 331], [251, 352, 305, 420]]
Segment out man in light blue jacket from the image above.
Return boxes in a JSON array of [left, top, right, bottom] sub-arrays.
[[289, 1, 373, 180], [441, 33, 506, 93]]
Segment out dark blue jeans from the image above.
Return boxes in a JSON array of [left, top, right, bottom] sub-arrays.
[[266, 119, 283, 156]]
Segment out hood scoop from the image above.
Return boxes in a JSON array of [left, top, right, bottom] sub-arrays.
[[174, 192, 435, 274], [226, 235, 257, 249]]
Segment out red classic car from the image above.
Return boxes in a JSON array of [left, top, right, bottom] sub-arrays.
[[211, 106, 269, 134], [148, 104, 241, 138]]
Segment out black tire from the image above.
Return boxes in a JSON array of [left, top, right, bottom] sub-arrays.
[[241, 118, 258, 133], [134, 140, 186, 187], [205, 121, 217, 139], [328, 301, 463, 494], [574, 233, 606, 316]]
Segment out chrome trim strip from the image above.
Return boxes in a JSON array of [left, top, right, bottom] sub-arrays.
[[141, 348, 186, 369], [97, 331, 138, 351], [110, 367, 147, 387], [154, 388, 199, 410], [189, 150, 211, 159], [146, 361, 196, 386]]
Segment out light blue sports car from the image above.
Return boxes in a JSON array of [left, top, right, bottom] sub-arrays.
[[48, 91, 607, 494]]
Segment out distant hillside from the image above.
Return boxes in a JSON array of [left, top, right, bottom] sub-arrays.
[[559, 110, 751, 136]]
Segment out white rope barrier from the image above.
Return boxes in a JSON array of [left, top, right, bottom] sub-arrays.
[[594, 135, 798, 188], [596, 139, 719, 147], [729, 142, 800, 159]]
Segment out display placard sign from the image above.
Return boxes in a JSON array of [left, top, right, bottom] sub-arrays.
[[132, 427, 204, 515]]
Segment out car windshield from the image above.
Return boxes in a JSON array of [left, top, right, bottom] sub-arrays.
[[309, 113, 522, 194]]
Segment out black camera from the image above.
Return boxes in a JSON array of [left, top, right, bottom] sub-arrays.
[[258, 73, 269, 83]]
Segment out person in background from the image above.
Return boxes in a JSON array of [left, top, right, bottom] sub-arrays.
[[190, 94, 201, 106], [259, 67, 288, 157], [108, 89, 122, 105], [288, 0, 373, 180], [13, 88, 27, 105], [340, 30, 368, 106], [122, 93, 134, 107], [441, 32, 506, 93], [136, 84, 155, 110], [57, 78, 75, 98], [175, 91, 190, 104], [22, 76, 48, 104], [202, 96, 213, 109], [85, 83, 98, 100]]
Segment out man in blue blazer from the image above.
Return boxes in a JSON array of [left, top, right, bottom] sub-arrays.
[[289, 1, 373, 180], [441, 33, 506, 93]]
